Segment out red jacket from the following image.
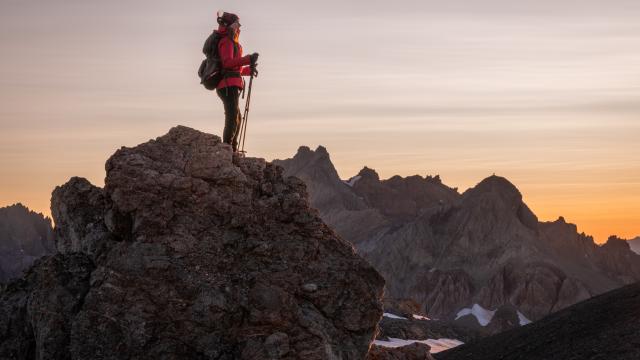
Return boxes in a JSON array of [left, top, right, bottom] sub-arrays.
[[216, 25, 252, 90]]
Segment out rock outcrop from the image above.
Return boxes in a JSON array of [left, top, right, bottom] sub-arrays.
[[276, 146, 640, 334], [0, 126, 385, 359], [51, 177, 113, 259], [0, 203, 55, 282]]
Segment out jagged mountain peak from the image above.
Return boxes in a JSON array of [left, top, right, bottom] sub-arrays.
[[602, 235, 633, 251], [458, 175, 538, 230], [294, 144, 329, 159], [315, 145, 329, 154], [357, 166, 381, 181], [285, 144, 336, 178], [3, 203, 28, 211], [541, 216, 579, 234], [0, 203, 55, 283], [1, 203, 48, 220], [463, 175, 521, 200], [295, 145, 313, 155]]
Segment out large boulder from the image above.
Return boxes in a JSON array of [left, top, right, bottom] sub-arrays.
[[0, 126, 385, 359]]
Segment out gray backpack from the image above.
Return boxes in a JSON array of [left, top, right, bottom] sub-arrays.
[[197, 31, 224, 90]]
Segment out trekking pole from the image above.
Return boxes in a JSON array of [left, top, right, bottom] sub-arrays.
[[240, 73, 254, 154]]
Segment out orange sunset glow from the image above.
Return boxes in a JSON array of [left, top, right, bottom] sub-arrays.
[[1, 0, 639, 243]]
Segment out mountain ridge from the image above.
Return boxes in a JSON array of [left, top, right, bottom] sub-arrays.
[[0, 203, 55, 282], [275, 145, 640, 333]]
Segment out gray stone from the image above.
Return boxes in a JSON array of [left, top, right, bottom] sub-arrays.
[[302, 283, 318, 292]]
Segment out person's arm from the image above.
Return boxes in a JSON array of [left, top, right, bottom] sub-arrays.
[[240, 66, 252, 76], [219, 39, 251, 69]]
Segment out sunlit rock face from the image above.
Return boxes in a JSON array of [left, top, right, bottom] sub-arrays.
[[277, 146, 640, 332], [0, 126, 385, 360]]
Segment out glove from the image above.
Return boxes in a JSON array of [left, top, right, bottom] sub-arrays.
[[250, 66, 259, 77], [249, 52, 259, 67]]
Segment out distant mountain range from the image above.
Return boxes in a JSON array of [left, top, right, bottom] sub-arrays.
[[275, 146, 640, 332], [0, 203, 55, 282]]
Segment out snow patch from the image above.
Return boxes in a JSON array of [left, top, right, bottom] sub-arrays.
[[383, 312, 407, 320], [412, 314, 430, 321], [517, 311, 532, 326], [373, 337, 464, 353], [344, 175, 362, 187], [455, 304, 496, 326]]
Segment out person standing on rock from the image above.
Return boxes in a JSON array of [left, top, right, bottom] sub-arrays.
[[214, 11, 259, 153]]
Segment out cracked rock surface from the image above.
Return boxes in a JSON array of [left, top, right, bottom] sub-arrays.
[[0, 126, 384, 360]]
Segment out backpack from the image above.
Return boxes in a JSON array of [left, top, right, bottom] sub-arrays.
[[198, 31, 224, 90]]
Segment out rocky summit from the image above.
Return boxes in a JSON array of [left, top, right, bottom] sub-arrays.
[[0, 126, 385, 360]]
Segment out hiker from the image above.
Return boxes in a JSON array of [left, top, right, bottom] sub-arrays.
[[215, 11, 259, 152]]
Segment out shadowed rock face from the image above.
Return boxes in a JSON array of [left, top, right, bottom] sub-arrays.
[[597, 236, 640, 282], [0, 254, 94, 358], [51, 177, 113, 259], [350, 167, 459, 221], [276, 146, 640, 333], [0, 126, 385, 360], [629, 236, 640, 255], [0, 203, 55, 282], [367, 342, 435, 360], [436, 282, 640, 360]]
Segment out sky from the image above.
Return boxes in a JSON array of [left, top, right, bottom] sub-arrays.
[[1, 0, 639, 243]]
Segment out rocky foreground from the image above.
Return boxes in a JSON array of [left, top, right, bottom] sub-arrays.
[[436, 281, 640, 360], [0, 126, 385, 359]]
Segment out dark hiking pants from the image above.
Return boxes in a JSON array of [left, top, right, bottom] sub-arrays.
[[216, 86, 242, 151]]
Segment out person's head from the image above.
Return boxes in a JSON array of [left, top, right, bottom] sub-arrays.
[[217, 11, 241, 41]]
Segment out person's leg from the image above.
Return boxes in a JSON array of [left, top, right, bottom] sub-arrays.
[[232, 102, 242, 151], [216, 86, 240, 151]]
